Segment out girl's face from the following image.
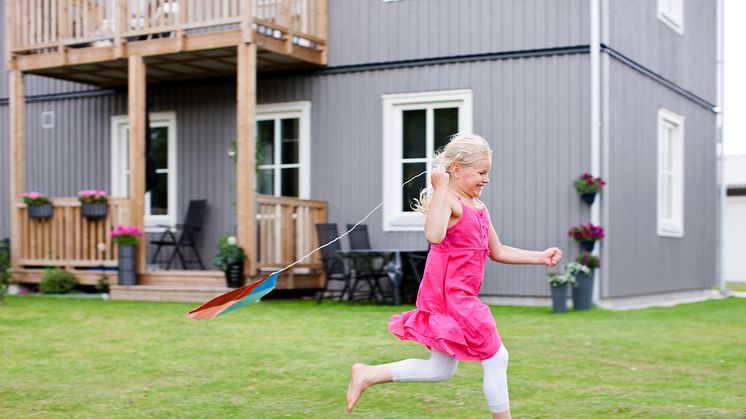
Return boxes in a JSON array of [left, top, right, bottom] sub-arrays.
[[451, 156, 491, 198]]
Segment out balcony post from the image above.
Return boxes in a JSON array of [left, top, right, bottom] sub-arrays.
[[128, 55, 147, 276], [318, 0, 328, 64], [236, 41, 257, 276], [9, 70, 26, 269]]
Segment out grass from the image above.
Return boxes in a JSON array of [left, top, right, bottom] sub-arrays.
[[0, 296, 744, 418]]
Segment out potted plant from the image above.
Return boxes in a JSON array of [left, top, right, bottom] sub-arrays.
[[22, 192, 53, 220], [213, 234, 247, 288], [574, 172, 606, 205], [573, 252, 599, 310], [568, 223, 605, 252], [111, 226, 144, 286], [547, 262, 591, 314], [78, 190, 108, 219]]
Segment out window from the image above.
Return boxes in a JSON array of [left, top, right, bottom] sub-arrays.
[[255, 101, 311, 199], [111, 112, 177, 231], [657, 108, 685, 237], [382, 90, 473, 231], [658, 0, 684, 34]]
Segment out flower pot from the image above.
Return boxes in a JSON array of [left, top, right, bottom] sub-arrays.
[[580, 192, 597, 205], [572, 272, 594, 310], [81, 202, 107, 219], [550, 282, 568, 313], [118, 244, 137, 286], [225, 262, 245, 288], [580, 240, 596, 252], [28, 203, 53, 220]]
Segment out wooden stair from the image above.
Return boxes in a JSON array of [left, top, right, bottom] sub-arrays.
[[109, 270, 324, 303]]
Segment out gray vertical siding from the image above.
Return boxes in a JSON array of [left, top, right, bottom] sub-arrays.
[[0, 106, 8, 239], [607, 0, 716, 104], [258, 54, 590, 297], [328, 0, 589, 66], [606, 59, 717, 298]]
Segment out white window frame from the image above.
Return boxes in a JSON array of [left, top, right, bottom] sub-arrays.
[[657, 0, 684, 34], [382, 89, 473, 231], [255, 101, 312, 199], [657, 108, 685, 238], [111, 112, 178, 232]]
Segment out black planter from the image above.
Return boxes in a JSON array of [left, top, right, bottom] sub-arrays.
[[225, 262, 245, 288], [580, 240, 596, 252], [28, 203, 53, 220], [550, 282, 568, 313], [580, 192, 597, 205], [81, 202, 107, 219], [118, 244, 137, 285], [572, 272, 594, 310]]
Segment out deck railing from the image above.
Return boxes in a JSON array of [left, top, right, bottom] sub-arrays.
[[7, 0, 326, 55], [15, 197, 131, 268], [14, 195, 326, 272], [256, 194, 326, 271]]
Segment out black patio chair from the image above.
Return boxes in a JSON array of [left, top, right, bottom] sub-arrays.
[[150, 199, 207, 270], [346, 223, 371, 250], [345, 223, 390, 302], [401, 247, 429, 303], [315, 223, 351, 303]]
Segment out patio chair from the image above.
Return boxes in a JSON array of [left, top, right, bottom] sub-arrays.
[[150, 199, 207, 270], [346, 223, 371, 250], [345, 223, 390, 302], [315, 223, 351, 303]]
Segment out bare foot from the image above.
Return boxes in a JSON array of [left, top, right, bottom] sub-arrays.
[[346, 363, 368, 413]]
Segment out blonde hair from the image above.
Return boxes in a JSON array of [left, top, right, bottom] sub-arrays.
[[412, 133, 493, 214]]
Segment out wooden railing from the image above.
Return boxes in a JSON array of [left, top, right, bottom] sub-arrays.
[[14, 194, 326, 272], [7, 0, 327, 55], [15, 198, 131, 268], [255, 194, 326, 271]]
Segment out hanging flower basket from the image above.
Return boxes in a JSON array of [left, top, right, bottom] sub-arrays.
[[81, 202, 107, 219], [23, 192, 53, 220], [28, 203, 53, 220], [580, 240, 596, 252], [574, 173, 606, 205], [79, 190, 108, 219], [568, 224, 604, 252]]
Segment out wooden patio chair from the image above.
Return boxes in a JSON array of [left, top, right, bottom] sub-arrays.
[[315, 223, 352, 303], [150, 199, 207, 270]]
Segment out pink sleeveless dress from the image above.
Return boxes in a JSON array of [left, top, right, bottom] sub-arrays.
[[388, 195, 502, 361]]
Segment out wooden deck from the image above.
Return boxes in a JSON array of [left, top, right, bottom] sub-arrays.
[[10, 194, 327, 296], [5, 0, 328, 85]]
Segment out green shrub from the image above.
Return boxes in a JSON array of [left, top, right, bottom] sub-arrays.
[[40, 268, 77, 294], [0, 243, 10, 306]]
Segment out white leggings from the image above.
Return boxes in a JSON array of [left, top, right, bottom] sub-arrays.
[[389, 345, 510, 413]]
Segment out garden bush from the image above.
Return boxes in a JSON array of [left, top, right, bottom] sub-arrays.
[[39, 268, 77, 294]]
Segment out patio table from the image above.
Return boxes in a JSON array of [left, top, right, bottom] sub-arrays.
[[336, 249, 428, 305]]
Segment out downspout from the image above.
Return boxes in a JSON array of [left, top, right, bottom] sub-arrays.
[[590, 0, 604, 302], [716, 0, 726, 295]]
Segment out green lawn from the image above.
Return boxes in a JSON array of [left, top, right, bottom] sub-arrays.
[[1, 296, 744, 418]]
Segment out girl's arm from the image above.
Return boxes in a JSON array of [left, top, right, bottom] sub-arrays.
[[487, 220, 562, 266], [424, 168, 453, 244]]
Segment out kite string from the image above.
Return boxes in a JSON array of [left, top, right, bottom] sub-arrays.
[[271, 170, 429, 277]]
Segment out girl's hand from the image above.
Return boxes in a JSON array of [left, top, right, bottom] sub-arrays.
[[542, 247, 563, 266], [431, 167, 450, 191]]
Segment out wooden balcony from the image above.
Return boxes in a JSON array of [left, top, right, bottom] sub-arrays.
[[11, 195, 327, 292], [5, 0, 328, 85]]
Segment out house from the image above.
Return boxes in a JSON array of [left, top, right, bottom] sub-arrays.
[[724, 154, 746, 283], [1, 0, 721, 308]]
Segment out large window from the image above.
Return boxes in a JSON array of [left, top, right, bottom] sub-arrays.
[[658, 0, 684, 34], [255, 101, 311, 198], [657, 108, 685, 237], [111, 112, 177, 230], [382, 90, 473, 231]]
